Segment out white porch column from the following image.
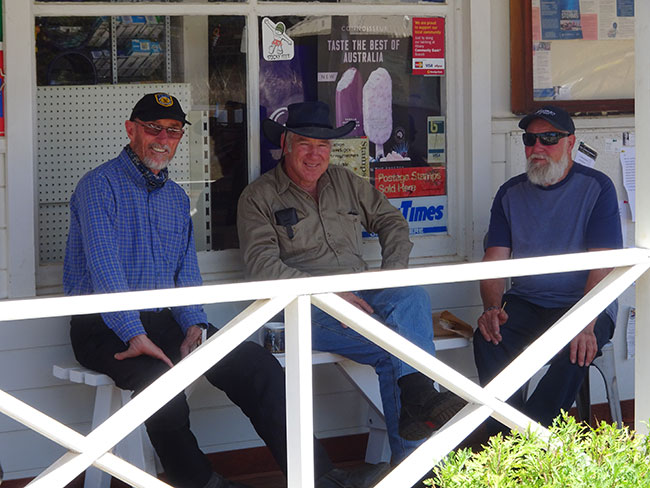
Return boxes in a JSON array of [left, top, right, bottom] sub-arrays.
[[634, 0, 650, 435], [4, 0, 37, 297], [468, 0, 492, 259]]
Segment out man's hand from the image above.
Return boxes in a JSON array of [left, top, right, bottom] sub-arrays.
[[477, 307, 508, 345], [570, 321, 598, 367], [180, 325, 205, 359], [336, 292, 374, 328], [114, 334, 174, 368]]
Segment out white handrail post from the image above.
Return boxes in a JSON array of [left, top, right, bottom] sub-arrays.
[[284, 295, 315, 488], [635, 0, 650, 436]]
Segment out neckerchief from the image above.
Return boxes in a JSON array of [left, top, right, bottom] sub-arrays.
[[124, 145, 169, 190]]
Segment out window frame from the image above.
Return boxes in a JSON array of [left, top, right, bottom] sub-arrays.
[[510, 0, 634, 115], [14, 0, 466, 294]]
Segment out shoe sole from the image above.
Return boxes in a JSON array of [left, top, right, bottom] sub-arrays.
[[399, 393, 466, 441]]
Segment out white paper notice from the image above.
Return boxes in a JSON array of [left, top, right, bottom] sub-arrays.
[[574, 141, 597, 168], [620, 147, 635, 221], [533, 42, 553, 96], [626, 307, 635, 360]]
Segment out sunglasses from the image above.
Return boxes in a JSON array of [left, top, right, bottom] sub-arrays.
[[134, 120, 185, 139], [522, 131, 570, 147]]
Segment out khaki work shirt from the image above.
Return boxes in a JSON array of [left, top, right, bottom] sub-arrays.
[[237, 163, 412, 281]]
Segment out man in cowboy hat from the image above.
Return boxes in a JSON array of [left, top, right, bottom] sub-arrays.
[[474, 105, 622, 434], [237, 101, 466, 465], [65, 93, 383, 488]]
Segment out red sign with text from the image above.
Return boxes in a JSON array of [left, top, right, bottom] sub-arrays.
[[375, 166, 445, 199], [412, 17, 445, 76]]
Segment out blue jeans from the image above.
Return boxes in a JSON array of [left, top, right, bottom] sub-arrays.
[[473, 293, 615, 432], [310, 286, 436, 463]]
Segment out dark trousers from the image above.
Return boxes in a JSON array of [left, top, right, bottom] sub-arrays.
[[473, 294, 615, 432], [70, 310, 333, 488]]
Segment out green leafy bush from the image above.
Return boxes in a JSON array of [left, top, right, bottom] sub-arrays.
[[429, 413, 650, 488]]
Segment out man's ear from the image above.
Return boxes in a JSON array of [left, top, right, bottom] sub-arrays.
[[566, 134, 577, 155], [125, 120, 136, 143], [280, 132, 287, 152]]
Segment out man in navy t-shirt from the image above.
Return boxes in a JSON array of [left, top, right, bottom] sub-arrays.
[[474, 105, 622, 431]]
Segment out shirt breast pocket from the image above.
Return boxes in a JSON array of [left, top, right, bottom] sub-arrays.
[[274, 217, 316, 258], [337, 210, 363, 252], [161, 228, 186, 269]]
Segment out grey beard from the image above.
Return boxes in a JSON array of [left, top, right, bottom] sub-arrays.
[[143, 157, 169, 172], [526, 152, 569, 186]]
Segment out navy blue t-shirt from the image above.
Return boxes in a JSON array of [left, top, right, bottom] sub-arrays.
[[486, 163, 622, 319]]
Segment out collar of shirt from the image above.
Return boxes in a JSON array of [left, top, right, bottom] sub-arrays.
[[124, 144, 169, 190]]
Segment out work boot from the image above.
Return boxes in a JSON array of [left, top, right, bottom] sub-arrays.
[[203, 471, 253, 488], [316, 462, 391, 488], [398, 373, 466, 441]]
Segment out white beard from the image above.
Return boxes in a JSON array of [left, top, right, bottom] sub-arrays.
[[526, 151, 570, 186], [143, 144, 171, 172]]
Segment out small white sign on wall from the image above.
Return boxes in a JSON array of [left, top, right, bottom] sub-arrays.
[[262, 18, 295, 62]]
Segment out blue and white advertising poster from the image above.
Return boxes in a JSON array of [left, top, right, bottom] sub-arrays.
[[364, 195, 447, 238], [541, 0, 583, 40], [617, 0, 634, 18]]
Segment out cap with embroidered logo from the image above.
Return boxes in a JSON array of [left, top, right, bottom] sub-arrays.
[[518, 105, 575, 134], [130, 92, 191, 126]]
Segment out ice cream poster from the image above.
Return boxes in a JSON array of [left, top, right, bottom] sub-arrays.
[[412, 17, 445, 76], [363, 195, 448, 237], [317, 17, 442, 166]]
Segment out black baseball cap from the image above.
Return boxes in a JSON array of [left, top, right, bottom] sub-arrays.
[[130, 92, 191, 125], [518, 105, 575, 134]]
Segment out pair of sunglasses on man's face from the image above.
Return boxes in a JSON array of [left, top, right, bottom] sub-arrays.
[[522, 131, 570, 147], [135, 120, 185, 139]]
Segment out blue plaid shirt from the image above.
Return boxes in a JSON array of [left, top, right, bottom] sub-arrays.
[[63, 147, 208, 343]]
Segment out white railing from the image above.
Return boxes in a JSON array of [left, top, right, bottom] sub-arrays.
[[1, 248, 649, 487]]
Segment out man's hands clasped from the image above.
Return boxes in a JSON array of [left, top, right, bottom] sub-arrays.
[[114, 324, 206, 367]]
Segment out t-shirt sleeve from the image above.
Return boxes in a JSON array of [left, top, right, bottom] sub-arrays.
[[485, 185, 512, 249], [585, 175, 623, 249]]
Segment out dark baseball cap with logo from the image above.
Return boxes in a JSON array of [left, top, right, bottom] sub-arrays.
[[518, 105, 575, 134], [130, 92, 191, 125]]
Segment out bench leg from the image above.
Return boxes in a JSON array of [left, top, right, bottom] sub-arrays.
[[85, 384, 122, 488], [334, 361, 391, 463], [365, 409, 391, 464], [114, 390, 159, 477]]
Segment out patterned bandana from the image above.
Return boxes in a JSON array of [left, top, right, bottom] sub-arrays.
[[124, 145, 169, 190]]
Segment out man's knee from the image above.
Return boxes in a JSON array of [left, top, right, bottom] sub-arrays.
[[205, 341, 284, 389]]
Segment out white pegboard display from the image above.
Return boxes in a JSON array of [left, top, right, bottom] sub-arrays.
[[37, 84, 209, 263]]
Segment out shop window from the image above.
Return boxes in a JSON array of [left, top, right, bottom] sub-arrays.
[[34, 15, 248, 265], [511, 0, 634, 114]]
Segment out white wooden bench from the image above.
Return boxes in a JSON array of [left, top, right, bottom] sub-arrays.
[[53, 336, 469, 488]]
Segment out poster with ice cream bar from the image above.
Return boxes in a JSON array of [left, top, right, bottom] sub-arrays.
[[317, 16, 443, 169]]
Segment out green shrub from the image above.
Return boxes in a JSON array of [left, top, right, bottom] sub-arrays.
[[429, 413, 650, 488]]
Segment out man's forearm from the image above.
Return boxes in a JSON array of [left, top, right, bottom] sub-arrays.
[[480, 278, 506, 310]]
